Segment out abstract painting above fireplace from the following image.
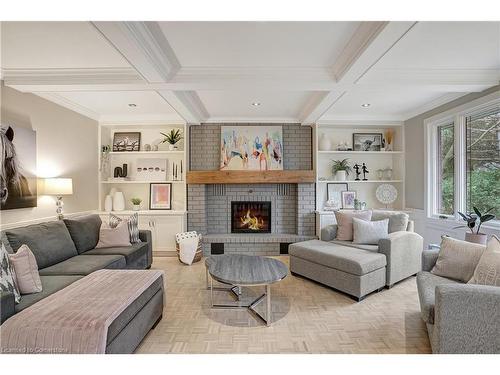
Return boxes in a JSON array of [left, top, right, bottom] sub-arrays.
[[231, 201, 271, 234]]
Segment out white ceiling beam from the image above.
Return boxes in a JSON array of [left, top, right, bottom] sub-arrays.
[[92, 22, 180, 83], [157, 90, 209, 125], [300, 21, 417, 125], [6, 67, 496, 93]]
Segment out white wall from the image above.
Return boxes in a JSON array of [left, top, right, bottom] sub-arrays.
[[0, 84, 98, 227]]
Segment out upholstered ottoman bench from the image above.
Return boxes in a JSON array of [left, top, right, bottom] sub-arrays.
[[289, 240, 386, 301]]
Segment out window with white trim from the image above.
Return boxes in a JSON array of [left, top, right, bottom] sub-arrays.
[[427, 95, 500, 225], [465, 108, 500, 219]]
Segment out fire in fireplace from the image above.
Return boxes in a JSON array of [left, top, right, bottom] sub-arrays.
[[231, 201, 271, 233]]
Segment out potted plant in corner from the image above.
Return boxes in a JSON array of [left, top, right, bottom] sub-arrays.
[[131, 198, 142, 211], [455, 207, 496, 245], [160, 129, 183, 151], [332, 158, 352, 182]]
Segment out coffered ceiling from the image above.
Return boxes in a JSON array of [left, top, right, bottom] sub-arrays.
[[1, 21, 499, 124]]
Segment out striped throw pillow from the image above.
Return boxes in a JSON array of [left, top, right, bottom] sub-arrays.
[[109, 213, 142, 244]]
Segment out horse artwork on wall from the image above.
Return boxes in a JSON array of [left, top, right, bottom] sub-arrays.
[[0, 124, 37, 210]]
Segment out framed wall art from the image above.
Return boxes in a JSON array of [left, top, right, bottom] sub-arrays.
[[113, 132, 141, 152], [341, 191, 357, 209], [149, 183, 172, 210], [352, 133, 382, 151]]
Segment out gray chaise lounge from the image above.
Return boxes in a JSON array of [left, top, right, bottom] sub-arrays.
[[289, 211, 423, 301], [0, 214, 163, 354], [417, 249, 500, 354]]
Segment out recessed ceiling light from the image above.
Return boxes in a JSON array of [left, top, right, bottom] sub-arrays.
[[361, 103, 371, 108], [251, 102, 261, 107], [128, 103, 137, 107]]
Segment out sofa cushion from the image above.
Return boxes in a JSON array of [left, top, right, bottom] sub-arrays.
[[63, 214, 102, 254], [8, 244, 42, 294], [371, 210, 409, 233], [289, 240, 386, 276], [431, 236, 485, 282], [5, 221, 78, 269], [330, 240, 379, 252], [84, 243, 149, 268], [416, 271, 461, 324], [15, 275, 83, 313], [38, 254, 126, 276], [469, 235, 500, 286], [353, 218, 389, 245], [334, 210, 372, 241]]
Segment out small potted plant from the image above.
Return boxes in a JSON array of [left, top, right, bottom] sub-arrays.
[[455, 207, 496, 245], [332, 158, 352, 181], [160, 129, 183, 151], [131, 197, 142, 211]]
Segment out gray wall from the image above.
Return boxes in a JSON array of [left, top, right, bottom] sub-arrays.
[[189, 123, 312, 170], [0, 84, 99, 226], [404, 85, 499, 209]]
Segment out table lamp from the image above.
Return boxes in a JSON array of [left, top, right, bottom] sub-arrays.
[[42, 178, 73, 220]]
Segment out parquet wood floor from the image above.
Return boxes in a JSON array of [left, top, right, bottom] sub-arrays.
[[136, 256, 431, 354]]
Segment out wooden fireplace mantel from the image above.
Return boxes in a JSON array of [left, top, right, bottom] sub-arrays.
[[186, 170, 315, 184]]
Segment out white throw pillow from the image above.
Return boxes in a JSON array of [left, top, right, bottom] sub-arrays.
[[96, 221, 131, 248], [431, 236, 485, 283], [0, 242, 21, 303], [352, 218, 389, 245], [469, 235, 500, 286], [8, 244, 42, 294]]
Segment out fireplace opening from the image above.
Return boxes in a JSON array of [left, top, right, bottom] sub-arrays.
[[231, 201, 271, 233]]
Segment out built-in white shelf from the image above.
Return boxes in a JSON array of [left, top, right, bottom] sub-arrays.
[[100, 180, 185, 184], [318, 150, 403, 154], [96, 210, 186, 216], [317, 180, 403, 184], [108, 151, 184, 155]]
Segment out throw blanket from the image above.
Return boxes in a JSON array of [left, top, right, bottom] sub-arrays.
[[0, 269, 163, 354]]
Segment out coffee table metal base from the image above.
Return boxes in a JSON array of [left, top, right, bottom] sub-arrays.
[[209, 277, 272, 326]]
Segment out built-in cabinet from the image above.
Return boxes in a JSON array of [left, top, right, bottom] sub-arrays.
[[314, 122, 406, 238], [97, 122, 187, 254]]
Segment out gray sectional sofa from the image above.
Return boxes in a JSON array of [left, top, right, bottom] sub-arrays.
[[289, 211, 423, 301], [0, 214, 163, 354], [417, 249, 500, 354]]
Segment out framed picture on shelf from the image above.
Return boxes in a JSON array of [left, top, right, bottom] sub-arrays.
[[327, 183, 348, 208], [149, 183, 172, 210], [113, 132, 141, 152], [341, 191, 357, 209], [353, 133, 382, 151]]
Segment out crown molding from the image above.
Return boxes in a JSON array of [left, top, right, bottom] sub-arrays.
[[358, 68, 500, 87], [35, 92, 100, 121], [2, 68, 143, 86], [92, 21, 180, 83], [401, 92, 469, 120]]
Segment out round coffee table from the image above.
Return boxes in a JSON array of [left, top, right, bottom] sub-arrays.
[[205, 254, 288, 326]]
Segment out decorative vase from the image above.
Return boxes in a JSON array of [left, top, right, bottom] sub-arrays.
[[465, 233, 488, 245], [319, 133, 331, 151], [104, 195, 113, 212], [132, 204, 141, 211], [168, 144, 175, 151], [113, 192, 125, 211], [336, 170, 347, 181], [384, 168, 393, 180], [109, 188, 117, 197]]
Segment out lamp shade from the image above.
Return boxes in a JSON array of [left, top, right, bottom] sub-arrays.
[[42, 178, 73, 195]]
